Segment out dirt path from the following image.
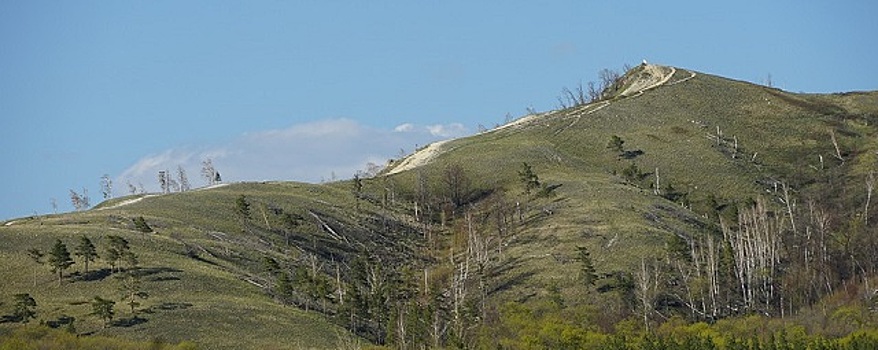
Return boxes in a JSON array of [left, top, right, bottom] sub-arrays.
[[97, 195, 157, 210], [619, 64, 676, 97], [386, 64, 694, 174], [98, 183, 230, 210], [386, 140, 450, 175]]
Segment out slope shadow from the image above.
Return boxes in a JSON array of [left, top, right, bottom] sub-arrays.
[[113, 316, 148, 328], [71, 268, 112, 282], [621, 149, 644, 159], [148, 302, 193, 312], [45, 315, 75, 328]]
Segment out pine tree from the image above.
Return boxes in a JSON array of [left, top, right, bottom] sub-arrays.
[[518, 162, 541, 195], [236, 195, 251, 219], [12, 293, 37, 323], [105, 235, 136, 273], [90, 296, 115, 328], [132, 216, 153, 233], [607, 135, 625, 155], [26, 248, 43, 287], [117, 272, 148, 315], [74, 236, 98, 277], [576, 246, 598, 286], [277, 272, 294, 302], [47, 239, 74, 286]]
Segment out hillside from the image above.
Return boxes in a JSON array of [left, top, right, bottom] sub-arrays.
[[3, 64, 878, 349]]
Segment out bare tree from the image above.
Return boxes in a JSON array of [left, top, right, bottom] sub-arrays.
[[442, 163, 470, 207], [177, 165, 190, 192], [830, 130, 844, 163], [70, 189, 84, 211], [635, 259, 653, 331], [50, 198, 57, 214], [127, 181, 137, 195], [81, 188, 90, 208], [168, 177, 180, 192], [201, 158, 218, 186], [865, 171, 875, 224], [586, 81, 600, 102], [158, 171, 169, 194], [598, 68, 622, 98], [100, 174, 113, 200], [722, 197, 782, 313]]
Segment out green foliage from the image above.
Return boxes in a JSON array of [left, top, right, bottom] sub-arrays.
[[519, 162, 542, 195], [90, 296, 115, 328], [235, 194, 251, 219], [576, 246, 598, 286], [73, 236, 98, 275], [26, 248, 43, 264], [117, 272, 148, 315], [276, 271, 293, 299], [47, 239, 74, 286], [132, 216, 153, 233], [105, 235, 137, 272], [2, 69, 878, 349], [537, 183, 562, 198], [621, 162, 644, 184], [608, 135, 625, 154], [489, 305, 878, 350], [0, 325, 200, 349], [12, 293, 37, 323]]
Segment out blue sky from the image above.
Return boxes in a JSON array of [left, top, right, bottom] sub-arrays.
[[1, 1, 876, 220]]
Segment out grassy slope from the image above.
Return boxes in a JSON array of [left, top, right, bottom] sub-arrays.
[[385, 67, 878, 310], [2, 66, 877, 347], [0, 183, 374, 349]]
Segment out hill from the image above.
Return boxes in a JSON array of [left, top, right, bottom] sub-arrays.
[[3, 64, 878, 349]]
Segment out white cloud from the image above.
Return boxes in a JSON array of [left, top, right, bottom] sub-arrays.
[[427, 123, 467, 137], [394, 123, 415, 132], [117, 119, 469, 193]]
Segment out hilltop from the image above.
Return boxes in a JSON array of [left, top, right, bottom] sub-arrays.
[[3, 64, 878, 349]]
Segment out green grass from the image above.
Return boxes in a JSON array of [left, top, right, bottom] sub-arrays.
[[381, 67, 878, 310], [0, 183, 373, 349], [2, 65, 877, 348]]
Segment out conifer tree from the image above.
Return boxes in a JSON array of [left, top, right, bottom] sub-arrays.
[[607, 135, 625, 155], [74, 236, 98, 277], [105, 235, 136, 273], [518, 162, 541, 195], [12, 293, 37, 323], [576, 246, 598, 286], [27, 248, 43, 287], [236, 195, 251, 219], [47, 239, 74, 286], [91, 296, 115, 328], [117, 273, 148, 315]]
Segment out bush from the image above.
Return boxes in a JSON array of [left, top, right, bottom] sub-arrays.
[[132, 216, 153, 233]]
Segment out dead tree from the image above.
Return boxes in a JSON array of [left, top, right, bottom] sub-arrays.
[[830, 130, 844, 163], [100, 174, 113, 199], [177, 165, 190, 192], [201, 158, 218, 186], [865, 172, 875, 224], [723, 198, 783, 313]]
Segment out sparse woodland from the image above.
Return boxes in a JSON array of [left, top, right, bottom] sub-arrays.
[[4, 66, 878, 349]]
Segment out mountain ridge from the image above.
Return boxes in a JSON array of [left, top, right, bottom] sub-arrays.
[[3, 64, 878, 349]]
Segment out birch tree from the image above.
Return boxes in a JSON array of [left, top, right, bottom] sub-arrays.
[[177, 165, 190, 192], [100, 174, 113, 199], [722, 197, 783, 313], [201, 158, 218, 186]]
